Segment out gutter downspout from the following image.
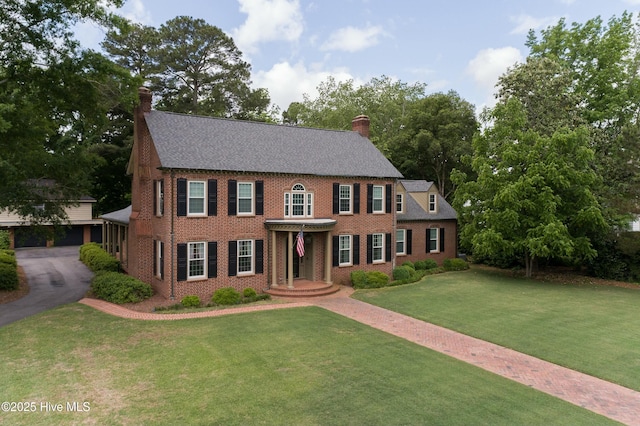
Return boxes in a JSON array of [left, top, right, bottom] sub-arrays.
[[170, 169, 175, 300]]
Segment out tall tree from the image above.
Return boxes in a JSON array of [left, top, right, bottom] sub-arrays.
[[389, 91, 478, 198], [525, 12, 640, 215], [0, 0, 137, 225], [101, 21, 160, 82], [154, 16, 268, 117], [453, 99, 606, 277]]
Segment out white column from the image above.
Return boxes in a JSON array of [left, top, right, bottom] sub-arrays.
[[271, 230, 278, 287], [287, 231, 294, 288], [325, 231, 332, 284]]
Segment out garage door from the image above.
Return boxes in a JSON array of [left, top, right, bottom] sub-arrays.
[[14, 228, 47, 248], [54, 226, 84, 246]]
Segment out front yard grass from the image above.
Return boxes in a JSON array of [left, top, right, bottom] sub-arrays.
[[0, 304, 611, 425], [353, 268, 640, 392]]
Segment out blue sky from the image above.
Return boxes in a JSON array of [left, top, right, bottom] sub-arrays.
[[76, 0, 640, 114]]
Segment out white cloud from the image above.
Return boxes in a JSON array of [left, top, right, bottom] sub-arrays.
[[252, 61, 356, 111], [466, 47, 523, 108], [509, 14, 561, 35], [120, 0, 153, 25], [320, 25, 385, 52], [232, 0, 304, 54], [624, 0, 640, 4]]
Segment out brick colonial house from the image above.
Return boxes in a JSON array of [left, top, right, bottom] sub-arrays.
[[104, 87, 458, 300]]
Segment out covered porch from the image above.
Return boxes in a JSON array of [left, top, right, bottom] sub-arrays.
[[264, 219, 336, 293]]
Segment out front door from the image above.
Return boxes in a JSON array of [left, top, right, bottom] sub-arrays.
[[286, 233, 313, 280]]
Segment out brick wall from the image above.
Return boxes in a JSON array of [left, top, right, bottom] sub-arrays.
[[396, 220, 458, 265]]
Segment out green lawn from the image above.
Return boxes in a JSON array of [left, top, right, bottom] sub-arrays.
[[353, 268, 640, 391], [0, 304, 611, 425]]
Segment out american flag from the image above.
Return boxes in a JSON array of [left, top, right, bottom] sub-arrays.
[[295, 229, 305, 257]]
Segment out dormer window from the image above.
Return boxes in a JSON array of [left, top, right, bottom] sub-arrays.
[[396, 193, 403, 213], [284, 183, 313, 218], [429, 193, 437, 212]]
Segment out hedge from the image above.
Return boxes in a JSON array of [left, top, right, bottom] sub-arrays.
[[443, 258, 469, 271], [0, 250, 17, 266], [79, 243, 120, 273], [351, 270, 390, 289], [212, 287, 242, 305], [91, 272, 153, 304], [0, 262, 18, 291]]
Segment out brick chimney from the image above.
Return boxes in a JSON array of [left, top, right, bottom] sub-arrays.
[[352, 115, 370, 138], [138, 86, 152, 113]]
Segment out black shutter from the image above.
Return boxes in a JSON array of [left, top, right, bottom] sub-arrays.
[[333, 183, 340, 214], [177, 178, 187, 217], [353, 235, 360, 265], [440, 228, 445, 252], [160, 241, 164, 279], [406, 229, 412, 255], [255, 239, 264, 274], [208, 179, 217, 216], [385, 184, 392, 213], [366, 184, 373, 213], [256, 181, 264, 216], [153, 239, 157, 276], [228, 180, 237, 216], [228, 240, 237, 276], [385, 233, 392, 262], [366, 234, 373, 264], [332, 235, 339, 267], [208, 241, 217, 278], [153, 180, 157, 215], [177, 243, 187, 281], [353, 183, 360, 214], [426, 229, 433, 253]]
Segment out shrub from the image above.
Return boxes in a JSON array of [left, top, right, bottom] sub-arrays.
[[90, 272, 153, 304], [443, 258, 469, 271], [79, 243, 120, 273], [243, 287, 257, 298], [350, 270, 368, 288], [366, 271, 389, 288], [181, 295, 201, 308], [415, 259, 438, 270], [0, 251, 17, 266], [393, 266, 412, 281], [212, 287, 241, 305], [0, 230, 9, 250], [401, 261, 415, 270], [0, 262, 19, 291]]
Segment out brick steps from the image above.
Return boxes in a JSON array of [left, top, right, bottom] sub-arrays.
[[265, 281, 341, 298]]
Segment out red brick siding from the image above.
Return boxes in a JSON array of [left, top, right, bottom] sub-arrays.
[[396, 220, 458, 265]]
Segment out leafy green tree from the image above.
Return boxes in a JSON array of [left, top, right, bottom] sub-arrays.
[[284, 75, 426, 151], [101, 21, 160, 81], [453, 99, 606, 277], [390, 91, 477, 198], [525, 12, 640, 215], [0, 0, 138, 225]]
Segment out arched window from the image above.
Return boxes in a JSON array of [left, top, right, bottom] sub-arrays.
[[284, 183, 313, 218]]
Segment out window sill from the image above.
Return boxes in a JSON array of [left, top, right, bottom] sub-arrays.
[[237, 272, 255, 277], [187, 276, 207, 282], [338, 264, 352, 268]]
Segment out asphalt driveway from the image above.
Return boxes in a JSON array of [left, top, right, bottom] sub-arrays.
[[0, 246, 93, 327]]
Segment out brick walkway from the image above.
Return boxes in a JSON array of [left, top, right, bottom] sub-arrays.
[[79, 290, 640, 425]]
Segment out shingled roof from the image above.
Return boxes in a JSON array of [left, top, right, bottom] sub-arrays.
[[144, 110, 403, 179], [397, 180, 457, 221]]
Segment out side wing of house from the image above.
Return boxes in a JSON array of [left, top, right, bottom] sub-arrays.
[[395, 180, 458, 265]]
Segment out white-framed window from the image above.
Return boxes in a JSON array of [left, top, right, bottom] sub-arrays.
[[188, 181, 205, 216], [238, 239, 253, 275], [372, 233, 384, 263], [428, 228, 439, 253], [339, 184, 351, 214], [339, 235, 352, 266], [396, 193, 403, 213], [373, 185, 384, 213], [156, 180, 164, 216], [188, 242, 206, 279], [396, 229, 406, 255], [429, 193, 437, 212], [284, 184, 313, 218], [238, 182, 254, 215], [156, 240, 163, 278]]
